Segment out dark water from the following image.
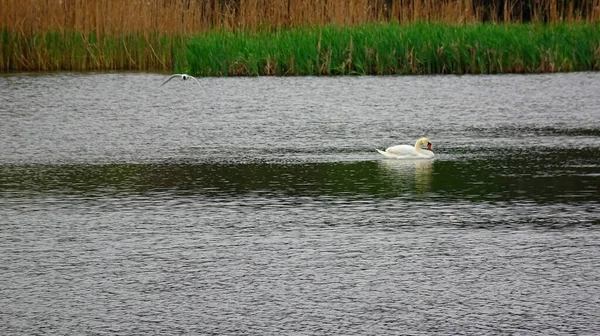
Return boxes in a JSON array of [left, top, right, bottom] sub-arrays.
[[1, 72, 599, 335]]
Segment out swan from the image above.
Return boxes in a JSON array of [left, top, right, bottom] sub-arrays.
[[161, 74, 203, 90], [376, 137, 434, 159]]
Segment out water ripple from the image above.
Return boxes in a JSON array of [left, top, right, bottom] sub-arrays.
[[1, 72, 600, 335]]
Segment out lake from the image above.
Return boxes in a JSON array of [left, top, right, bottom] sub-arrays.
[[1, 72, 599, 335]]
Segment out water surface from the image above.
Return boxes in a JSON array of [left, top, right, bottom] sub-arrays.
[[1, 72, 599, 335]]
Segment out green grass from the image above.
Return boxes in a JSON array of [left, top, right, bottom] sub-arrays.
[[2, 23, 600, 75]]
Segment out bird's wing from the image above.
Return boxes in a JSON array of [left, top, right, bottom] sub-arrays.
[[160, 74, 181, 87], [189, 75, 205, 91], [385, 144, 415, 156]]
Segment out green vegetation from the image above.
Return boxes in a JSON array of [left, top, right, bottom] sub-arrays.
[[2, 23, 600, 75], [186, 23, 600, 75]]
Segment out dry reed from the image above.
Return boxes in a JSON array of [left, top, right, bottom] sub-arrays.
[[2, 0, 599, 36]]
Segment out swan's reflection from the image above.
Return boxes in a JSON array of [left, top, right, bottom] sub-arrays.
[[377, 159, 433, 194]]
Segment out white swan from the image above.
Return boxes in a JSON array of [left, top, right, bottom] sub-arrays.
[[161, 74, 203, 90], [376, 137, 434, 159]]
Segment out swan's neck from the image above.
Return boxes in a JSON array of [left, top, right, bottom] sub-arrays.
[[414, 141, 433, 156], [414, 141, 425, 152]]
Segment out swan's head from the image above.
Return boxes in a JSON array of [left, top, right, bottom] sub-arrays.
[[418, 137, 432, 151], [182, 75, 189, 80]]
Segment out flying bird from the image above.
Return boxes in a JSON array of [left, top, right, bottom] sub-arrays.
[[161, 74, 203, 90]]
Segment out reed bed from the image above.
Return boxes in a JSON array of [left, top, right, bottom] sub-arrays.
[[1, 0, 600, 74], [2, 0, 599, 35], [2, 23, 599, 74], [188, 23, 600, 75], [0, 29, 185, 71]]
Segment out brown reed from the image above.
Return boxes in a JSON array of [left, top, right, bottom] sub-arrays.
[[2, 0, 599, 36]]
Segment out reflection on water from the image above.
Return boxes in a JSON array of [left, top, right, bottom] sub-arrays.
[[378, 159, 433, 195], [1, 72, 600, 335]]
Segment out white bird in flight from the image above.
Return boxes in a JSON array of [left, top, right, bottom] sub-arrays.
[[161, 74, 203, 90]]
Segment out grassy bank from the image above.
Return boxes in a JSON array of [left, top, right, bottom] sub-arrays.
[[2, 23, 600, 75]]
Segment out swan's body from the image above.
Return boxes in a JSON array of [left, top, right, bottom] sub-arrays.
[[161, 74, 203, 90], [376, 137, 434, 159]]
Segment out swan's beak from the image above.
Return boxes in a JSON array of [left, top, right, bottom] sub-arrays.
[[427, 143, 432, 151]]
